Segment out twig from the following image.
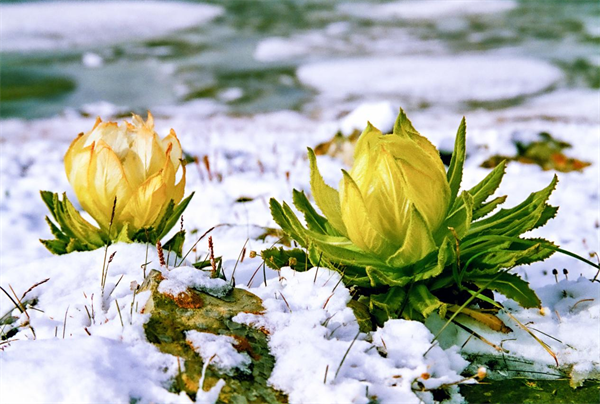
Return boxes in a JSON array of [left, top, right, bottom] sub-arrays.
[[101, 197, 117, 290], [208, 236, 216, 278], [156, 240, 166, 268], [177, 226, 217, 267], [20, 278, 50, 300], [279, 292, 292, 312], [62, 305, 70, 339], [0, 286, 23, 314], [313, 252, 323, 283], [324, 365, 329, 384], [335, 330, 361, 379], [9, 285, 28, 320], [115, 299, 124, 327], [230, 239, 249, 285]]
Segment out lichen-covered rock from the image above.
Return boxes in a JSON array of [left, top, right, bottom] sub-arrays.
[[140, 270, 287, 403]]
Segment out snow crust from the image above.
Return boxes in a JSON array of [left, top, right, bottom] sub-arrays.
[[1, 2, 224, 52], [297, 56, 563, 104]]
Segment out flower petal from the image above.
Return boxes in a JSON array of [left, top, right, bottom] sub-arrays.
[[340, 170, 396, 257], [387, 204, 437, 268], [86, 140, 132, 230]]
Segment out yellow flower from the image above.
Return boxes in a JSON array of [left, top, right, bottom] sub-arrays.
[[311, 110, 450, 266], [64, 112, 186, 237]]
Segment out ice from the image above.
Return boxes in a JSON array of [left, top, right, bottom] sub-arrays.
[[1, 1, 224, 52]]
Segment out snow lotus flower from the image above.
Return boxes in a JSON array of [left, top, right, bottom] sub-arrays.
[[268, 108, 567, 326], [338, 118, 451, 266], [64, 113, 185, 235], [41, 113, 193, 255]]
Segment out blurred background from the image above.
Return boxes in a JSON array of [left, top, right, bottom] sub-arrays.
[[2, 0, 599, 120]]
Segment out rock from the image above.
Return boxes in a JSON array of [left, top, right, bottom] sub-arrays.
[[140, 270, 287, 403]]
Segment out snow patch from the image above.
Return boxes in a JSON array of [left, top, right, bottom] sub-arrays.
[[1, 1, 224, 52], [158, 266, 232, 298], [186, 331, 252, 374], [297, 56, 563, 104], [234, 267, 467, 404], [339, 0, 517, 21]]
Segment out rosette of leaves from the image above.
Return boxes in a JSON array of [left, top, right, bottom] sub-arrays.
[[41, 113, 193, 255], [267, 109, 568, 326]]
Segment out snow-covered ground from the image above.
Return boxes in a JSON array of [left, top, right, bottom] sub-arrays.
[[1, 96, 598, 402], [1, 0, 599, 403]]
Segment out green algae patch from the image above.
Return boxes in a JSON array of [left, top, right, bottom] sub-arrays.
[[140, 270, 287, 403]]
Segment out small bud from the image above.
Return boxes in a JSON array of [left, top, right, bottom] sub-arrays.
[[552, 268, 559, 283], [249, 250, 257, 258], [563, 268, 569, 280], [288, 257, 298, 266], [477, 367, 487, 380], [420, 373, 430, 380]]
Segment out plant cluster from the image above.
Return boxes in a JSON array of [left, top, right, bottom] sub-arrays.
[[41, 113, 193, 255], [268, 109, 563, 326]]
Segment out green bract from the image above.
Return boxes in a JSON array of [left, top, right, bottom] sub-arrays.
[[269, 109, 560, 326]]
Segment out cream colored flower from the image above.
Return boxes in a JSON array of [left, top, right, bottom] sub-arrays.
[[310, 112, 451, 267], [64, 113, 185, 237]]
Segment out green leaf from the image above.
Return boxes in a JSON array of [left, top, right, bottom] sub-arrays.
[[307, 148, 347, 236], [366, 266, 413, 287], [465, 270, 541, 308], [261, 247, 311, 271], [40, 191, 58, 222], [40, 192, 105, 253], [40, 238, 68, 255], [292, 190, 340, 236], [413, 236, 456, 282], [157, 192, 195, 240], [307, 244, 371, 287], [467, 160, 506, 209], [306, 230, 386, 268], [435, 191, 473, 243], [193, 256, 222, 270], [408, 284, 442, 319], [269, 198, 307, 248], [45, 216, 69, 242], [370, 287, 407, 321], [473, 195, 507, 220], [446, 117, 466, 208], [163, 230, 186, 257], [467, 175, 558, 239], [532, 204, 559, 230]]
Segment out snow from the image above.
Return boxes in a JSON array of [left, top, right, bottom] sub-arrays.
[[186, 331, 252, 374], [339, 101, 398, 135], [339, 0, 517, 21], [158, 266, 232, 298], [234, 267, 468, 404], [0, 2, 224, 52], [297, 56, 563, 104], [1, 1, 600, 398]]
